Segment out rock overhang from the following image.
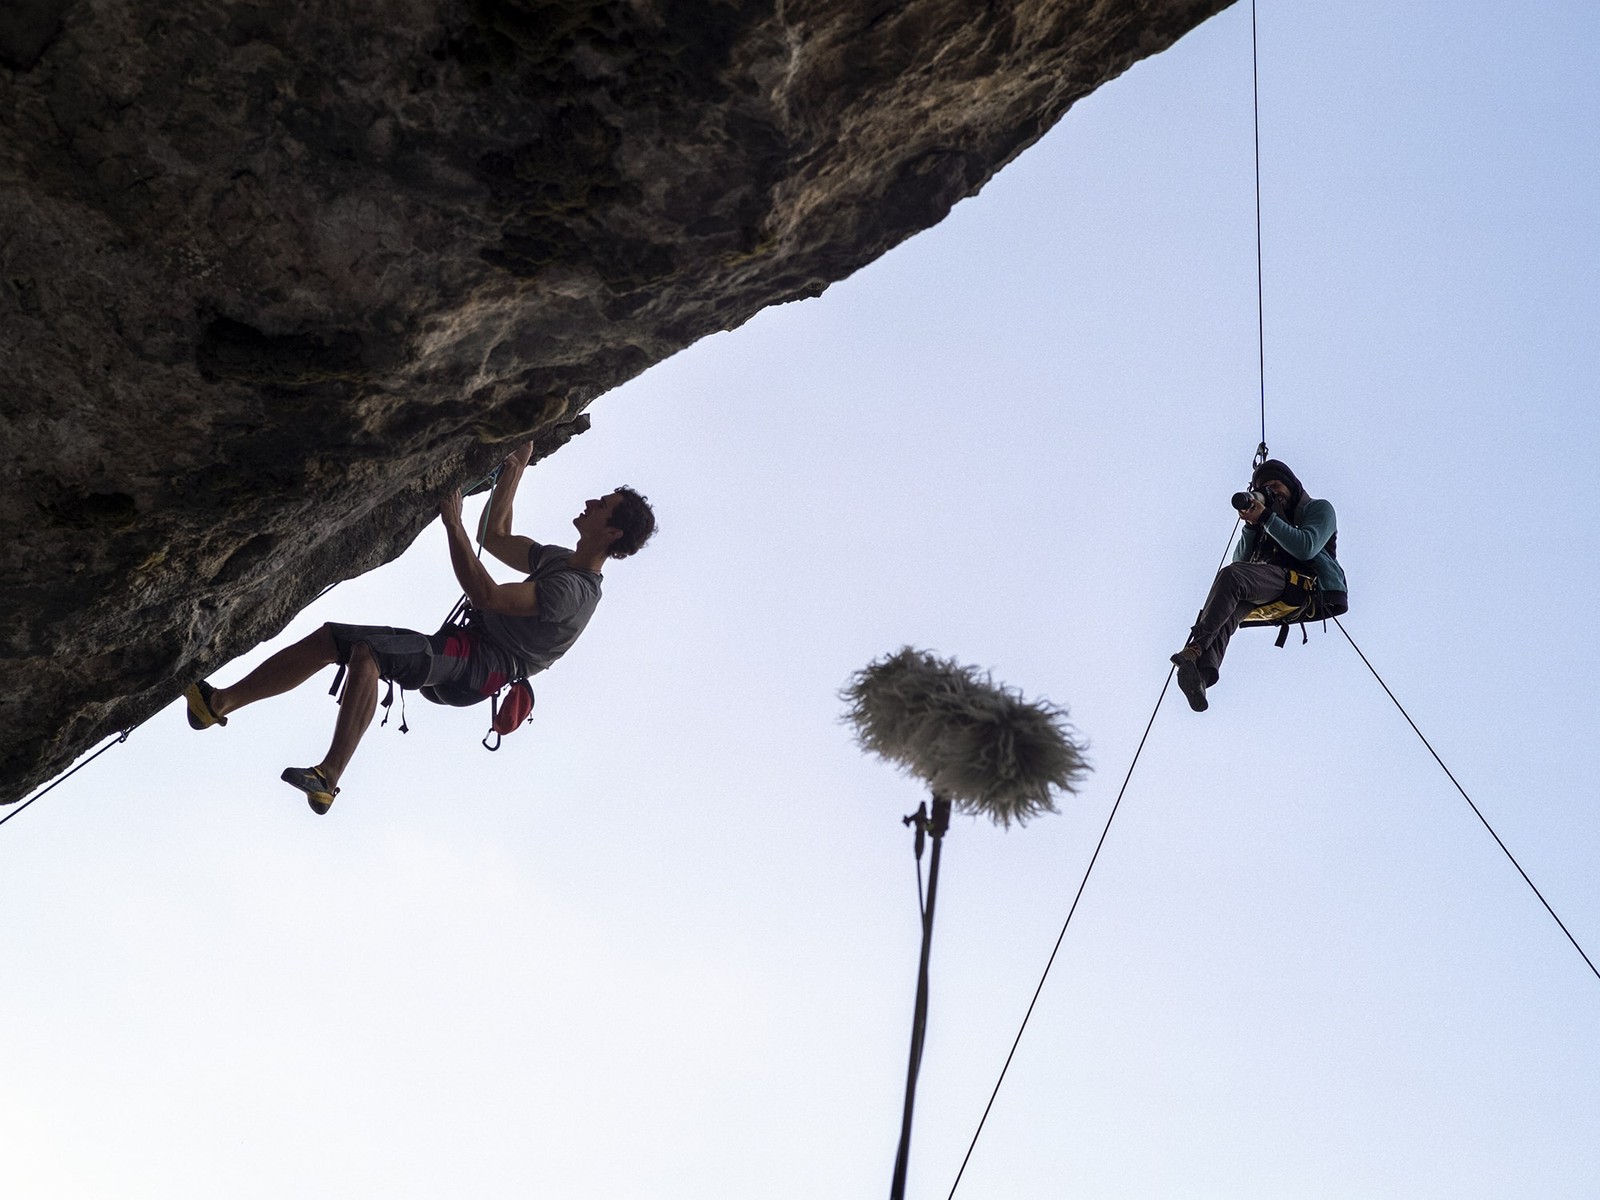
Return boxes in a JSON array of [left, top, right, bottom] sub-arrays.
[[0, 0, 1233, 803]]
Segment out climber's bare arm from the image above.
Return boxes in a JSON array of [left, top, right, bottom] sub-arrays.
[[441, 490, 540, 617], [482, 441, 538, 571]]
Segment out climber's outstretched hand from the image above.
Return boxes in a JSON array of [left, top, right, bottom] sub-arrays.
[[440, 488, 464, 529]]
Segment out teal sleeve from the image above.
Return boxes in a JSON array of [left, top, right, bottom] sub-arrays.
[[1233, 526, 1255, 562], [1261, 500, 1336, 562]]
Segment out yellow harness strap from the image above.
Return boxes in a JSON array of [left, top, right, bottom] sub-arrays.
[[1242, 569, 1317, 625]]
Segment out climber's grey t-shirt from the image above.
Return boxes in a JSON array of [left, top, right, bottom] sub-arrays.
[[473, 543, 602, 678]]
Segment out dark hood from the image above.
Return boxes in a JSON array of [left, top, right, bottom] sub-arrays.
[[1252, 458, 1306, 516]]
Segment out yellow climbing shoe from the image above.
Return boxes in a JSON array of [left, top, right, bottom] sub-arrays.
[[184, 681, 227, 729], [280, 765, 339, 815]]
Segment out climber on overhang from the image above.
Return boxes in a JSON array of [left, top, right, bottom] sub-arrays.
[[181, 441, 656, 814]]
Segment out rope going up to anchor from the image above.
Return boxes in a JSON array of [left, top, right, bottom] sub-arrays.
[[1250, 0, 1268, 458], [1247, 1, 1592, 978]]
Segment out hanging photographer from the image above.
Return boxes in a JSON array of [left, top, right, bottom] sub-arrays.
[[1170, 459, 1347, 712]]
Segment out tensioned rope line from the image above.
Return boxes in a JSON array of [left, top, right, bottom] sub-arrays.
[[1334, 618, 1600, 984], [945, 520, 1242, 1199], [944, 666, 1174, 1200], [0, 727, 134, 830]]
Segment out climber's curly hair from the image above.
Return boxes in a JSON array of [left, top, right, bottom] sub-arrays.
[[606, 487, 656, 559]]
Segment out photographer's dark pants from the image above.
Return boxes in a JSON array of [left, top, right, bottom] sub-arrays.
[[1188, 562, 1288, 686]]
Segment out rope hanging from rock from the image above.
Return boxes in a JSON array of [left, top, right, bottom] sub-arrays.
[[0, 727, 134, 829], [1250, 0, 1268, 458], [947, 8, 1598, 1192]]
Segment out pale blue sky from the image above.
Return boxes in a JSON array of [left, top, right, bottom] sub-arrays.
[[4, 2, 1598, 1197]]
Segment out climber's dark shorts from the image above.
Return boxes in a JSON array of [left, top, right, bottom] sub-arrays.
[[325, 623, 470, 692]]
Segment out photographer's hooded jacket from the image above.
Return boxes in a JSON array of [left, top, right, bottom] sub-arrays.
[[1232, 460, 1348, 600]]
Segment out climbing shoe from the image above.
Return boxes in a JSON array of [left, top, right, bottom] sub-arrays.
[[280, 765, 339, 815], [184, 681, 228, 730], [1170, 646, 1209, 713]]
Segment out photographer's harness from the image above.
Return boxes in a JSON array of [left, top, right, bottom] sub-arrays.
[[1228, 442, 1349, 646], [1239, 566, 1347, 646]]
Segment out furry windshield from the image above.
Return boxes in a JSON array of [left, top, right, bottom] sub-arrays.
[[842, 647, 1090, 827]]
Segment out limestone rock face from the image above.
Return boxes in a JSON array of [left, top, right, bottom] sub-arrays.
[[0, 0, 1230, 802]]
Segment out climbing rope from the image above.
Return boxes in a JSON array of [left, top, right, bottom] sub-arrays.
[[0, 726, 134, 830], [947, 6, 1592, 1191], [1335, 618, 1600, 984], [1, 559, 350, 831], [3, 483, 502, 832]]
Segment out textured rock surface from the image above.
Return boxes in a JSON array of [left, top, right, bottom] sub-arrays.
[[0, 0, 1231, 802]]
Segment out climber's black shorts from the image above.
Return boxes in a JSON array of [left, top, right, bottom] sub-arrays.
[[325, 624, 468, 692]]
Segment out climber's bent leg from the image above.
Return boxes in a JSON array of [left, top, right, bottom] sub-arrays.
[[317, 641, 381, 788], [211, 625, 340, 718]]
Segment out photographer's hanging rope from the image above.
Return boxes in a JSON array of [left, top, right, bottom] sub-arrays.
[[1250, 0, 1268, 461], [1238, 0, 1592, 983], [948, 3, 1594, 1190]]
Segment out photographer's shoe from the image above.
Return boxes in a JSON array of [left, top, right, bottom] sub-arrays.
[[1170, 646, 1209, 713]]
